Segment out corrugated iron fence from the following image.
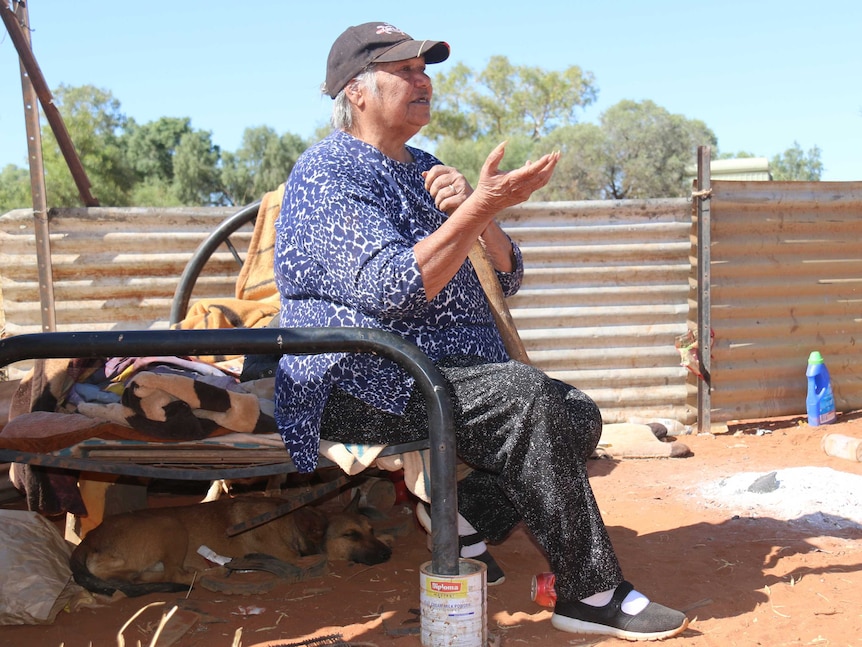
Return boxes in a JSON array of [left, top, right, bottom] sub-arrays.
[[3, 182, 862, 426], [0, 207, 240, 333], [703, 180, 862, 423], [499, 200, 693, 424]]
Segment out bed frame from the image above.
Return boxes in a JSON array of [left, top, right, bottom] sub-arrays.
[[0, 194, 461, 576]]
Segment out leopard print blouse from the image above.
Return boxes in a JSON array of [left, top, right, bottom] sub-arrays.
[[273, 129, 523, 472]]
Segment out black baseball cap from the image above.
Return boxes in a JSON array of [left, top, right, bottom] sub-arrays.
[[323, 22, 450, 99]]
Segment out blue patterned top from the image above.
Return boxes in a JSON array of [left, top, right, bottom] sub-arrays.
[[273, 130, 524, 471]]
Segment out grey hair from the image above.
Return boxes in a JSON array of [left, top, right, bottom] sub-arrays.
[[330, 66, 379, 131]]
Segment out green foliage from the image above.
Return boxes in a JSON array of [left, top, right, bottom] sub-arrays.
[[535, 123, 609, 201], [123, 117, 193, 182], [427, 56, 597, 143], [535, 100, 717, 200], [423, 57, 597, 186], [0, 164, 31, 213], [0, 66, 824, 209], [603, 100, 717, 199], [172, 131, 222, 205], [717, 150, 757, 159], [220, 126, 307, 206], [423, 59, 724, 199], [40, 84, 136, 206], [0, 84, 312, 208], [770, 142, 823, 181], [129, 177, 183, 207]]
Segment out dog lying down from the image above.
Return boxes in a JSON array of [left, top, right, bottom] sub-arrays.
[[70, 493, 392, 597]]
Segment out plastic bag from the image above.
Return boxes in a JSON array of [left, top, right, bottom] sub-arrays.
[[0, 509, 80, 625]]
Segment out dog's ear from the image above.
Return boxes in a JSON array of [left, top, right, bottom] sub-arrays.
[[344, 489, 362, 514]]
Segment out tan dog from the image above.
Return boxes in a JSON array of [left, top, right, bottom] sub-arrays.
[[70, 494, 391, 597]]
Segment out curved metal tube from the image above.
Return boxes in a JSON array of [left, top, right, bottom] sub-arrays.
[[168, 200, 261, 326]]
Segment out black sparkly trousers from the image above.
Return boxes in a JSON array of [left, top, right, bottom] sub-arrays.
[[319, 355, 624, 600]]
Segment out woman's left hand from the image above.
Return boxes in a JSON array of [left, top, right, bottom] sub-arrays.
[[423, 165, 473, 215]]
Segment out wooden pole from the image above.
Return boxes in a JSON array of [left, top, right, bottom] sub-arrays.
[[467, 242, 530, 364]]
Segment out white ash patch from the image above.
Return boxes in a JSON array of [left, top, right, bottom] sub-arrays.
[[695, 466, 862, 531]]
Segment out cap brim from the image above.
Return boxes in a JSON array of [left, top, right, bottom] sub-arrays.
[[373, 39, 450, 65]]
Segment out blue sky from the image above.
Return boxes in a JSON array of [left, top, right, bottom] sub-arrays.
[[2, 1, 860, 181]]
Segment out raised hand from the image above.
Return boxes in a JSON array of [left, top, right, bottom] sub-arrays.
[[471, 141, 560, 213]]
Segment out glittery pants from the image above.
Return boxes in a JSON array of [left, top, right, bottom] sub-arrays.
[[320, 355, 624, 600]]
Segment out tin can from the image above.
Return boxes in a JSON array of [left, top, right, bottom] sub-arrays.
[[530, 572, 556, 607], [421, 558, 487, 646]]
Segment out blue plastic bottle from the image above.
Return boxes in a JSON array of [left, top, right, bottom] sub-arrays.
[[806, 351, 836, 426]]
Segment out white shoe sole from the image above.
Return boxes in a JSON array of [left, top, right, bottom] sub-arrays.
[[551, 613, 689, 641]]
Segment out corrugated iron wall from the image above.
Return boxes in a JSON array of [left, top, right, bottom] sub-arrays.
[[5, 183, 862, 425], [705, 180, 862, 422], [1, 200, 694, 423], [0, 206, 244, 334], [498, 199, 693, 424]]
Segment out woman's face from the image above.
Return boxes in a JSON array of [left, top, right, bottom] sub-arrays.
[[365, 58, 433, 140]]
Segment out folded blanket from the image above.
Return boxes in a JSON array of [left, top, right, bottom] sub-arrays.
[[235, 184, 284, 305], [119, 371, 276, 439], [4, 355, 277, 514]]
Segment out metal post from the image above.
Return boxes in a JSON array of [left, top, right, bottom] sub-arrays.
[[1, 2, 99, 207], [696, 146, 712, 433], [8, 1, 55, 331]]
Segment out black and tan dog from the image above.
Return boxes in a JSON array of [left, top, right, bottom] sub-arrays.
[[70, 494, 392, 597]]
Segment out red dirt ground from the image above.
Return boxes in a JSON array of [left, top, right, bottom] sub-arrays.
[[2, 413, 862, 647]]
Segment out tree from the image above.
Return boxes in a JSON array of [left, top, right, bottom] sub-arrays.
[[770, 142, 823, 181], [220, 126, 308, 206], [717, 150, 758, 160], [423, 63, 718, 199], [40, 84, 136, 206], [536, 100, 718, 200], [124, 116, 193, 181], [172, 131, 222, 205], [122, 117, 194, 206], [0, 164, 31, 213], [421, 57, 597, 184], [426, 56, 597, 143], [531, 123, 609, 201], [2, 84, 314, 208]]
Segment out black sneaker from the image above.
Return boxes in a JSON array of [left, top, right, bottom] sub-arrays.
[[415, 503, 506, 586], [464, 545, 506, 586], [551, 581, 689, 641]]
